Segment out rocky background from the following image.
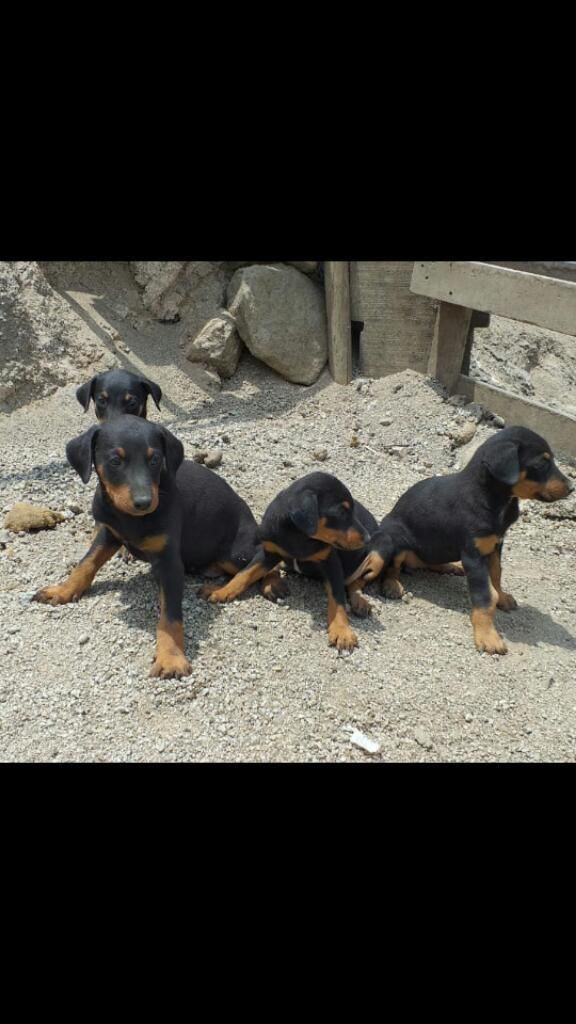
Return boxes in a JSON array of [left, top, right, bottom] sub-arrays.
[[1, 259, 575, 420]]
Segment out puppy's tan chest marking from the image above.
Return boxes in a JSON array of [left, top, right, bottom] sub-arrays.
[[137, 534, 168, 554]]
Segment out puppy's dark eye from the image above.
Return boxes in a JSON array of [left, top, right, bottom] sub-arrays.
[[109, 455, 123, 468], [148, 452, 162, 467], [96, 395, 107, 407], [125, 396, 138, 411]]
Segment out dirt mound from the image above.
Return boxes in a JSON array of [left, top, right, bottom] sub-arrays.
[[0, 262, 110, 411]]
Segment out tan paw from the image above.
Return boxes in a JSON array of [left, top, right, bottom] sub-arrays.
[[198, 582, 222, 601], [474, 629, 508, 656], [260, 573, 289, 602], [349, 592, 372, 618], [149, 652, 192, 679], [328, 624, 359, 651], [381, 577, 405, 600], [445, 562, 465, 577], [198, 582, 237, 604], [33, 585, 79, 606], [497, 592, 518, 612]]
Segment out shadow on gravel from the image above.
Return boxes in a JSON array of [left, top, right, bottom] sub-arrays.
[[75, 569, 214, 666], [396, 570, 576, 652], [267, 571, 387, 642]]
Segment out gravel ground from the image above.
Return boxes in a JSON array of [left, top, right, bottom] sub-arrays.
[[1, 280, 576, 761]]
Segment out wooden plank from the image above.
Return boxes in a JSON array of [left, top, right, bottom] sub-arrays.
[[411, 261, 576, 338], [457, 375, 576, 457], [486, 261, 576, 283], [428, 301, 473, 392], [350, 261, 437, 378], [324, 261, 352, 385]]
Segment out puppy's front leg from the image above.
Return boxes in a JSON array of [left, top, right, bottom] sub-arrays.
[[462, 549, 507, 655], [150, 549, 192, 679], [199, 546, 281, 604], [34, 525, 120, 605], [488, 542, 518, 612], [322, 550, 358, 651]]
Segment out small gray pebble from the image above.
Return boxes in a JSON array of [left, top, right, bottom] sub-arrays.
[[415, 728, 433, 750]]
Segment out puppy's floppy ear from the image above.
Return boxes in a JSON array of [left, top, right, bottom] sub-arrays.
[[141, 376, 162, 411], [76, 377, 97, 413], [66, 425, 100, 484], [289, 490, 319, 536], [160, 427, 184, 476], [483, 441, 521, 486]]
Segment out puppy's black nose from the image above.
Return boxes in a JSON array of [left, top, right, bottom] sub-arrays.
[[133, 495, 152, 511]]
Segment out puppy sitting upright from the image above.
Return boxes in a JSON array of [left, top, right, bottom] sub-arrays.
[[284, 499, 378, 620], [350, 426, 573, 656], [77, 369, 163, 563], [77, 369, 162, 420], [33, 417, 285, 679], [201, 472, 371, 651]]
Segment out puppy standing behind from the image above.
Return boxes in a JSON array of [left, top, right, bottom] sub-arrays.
[[350, 427, 573, 655], [77, 369, 162, 420], [33, 417, 286, 679], [201, 472, 371, 651]]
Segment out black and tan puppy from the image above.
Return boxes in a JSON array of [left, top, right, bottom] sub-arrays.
[[77, 369, 162, 420], [350, 426, 573, 656], [201, 472, 371, 651], [33, 416, 285, 679], [285, 500, 379, 620]]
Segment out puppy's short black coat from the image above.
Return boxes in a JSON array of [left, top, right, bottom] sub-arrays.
[[77, 369, 162, 420], [33, 416, 284, 679], [201, 472, 371, 650], [351, 426, 573, 655]]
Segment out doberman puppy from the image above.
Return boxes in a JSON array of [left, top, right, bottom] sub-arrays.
[[349, 426, 573, 656], [200, 472, 371, 651], [77, 368, 163, 564], [285, 500, 378, 620], [33, 416, 286, 679], [77, 369, 162, 420]]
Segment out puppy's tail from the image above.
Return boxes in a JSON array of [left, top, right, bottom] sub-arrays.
[[346, 551, 386, 585]]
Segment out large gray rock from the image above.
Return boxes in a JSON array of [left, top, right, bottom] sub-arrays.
[[227, 264, 328, 385], [131, 261, 186, 320], [227, 261, 320, 276], [131, 261, 229, 335], [285, 261, 320, 275], [185, 311, 243, 379]]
